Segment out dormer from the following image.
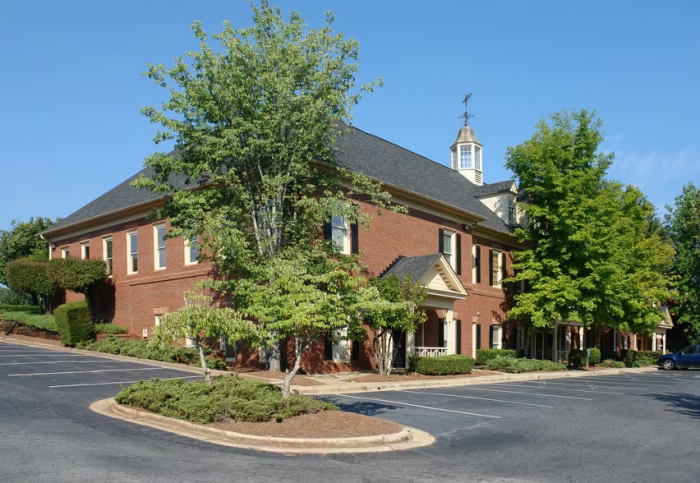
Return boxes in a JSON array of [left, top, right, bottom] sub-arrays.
[[450, 125, 483, 186]]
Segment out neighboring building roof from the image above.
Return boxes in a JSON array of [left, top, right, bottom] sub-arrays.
[[472, 180, 516, 197], [381, 253, 444, 281], [43, 126, 514, 237]]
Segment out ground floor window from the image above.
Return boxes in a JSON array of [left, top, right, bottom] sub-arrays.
[[489, 325, 502, 349]]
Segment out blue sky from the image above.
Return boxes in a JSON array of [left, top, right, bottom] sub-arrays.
[[1, 0, 698, 232]]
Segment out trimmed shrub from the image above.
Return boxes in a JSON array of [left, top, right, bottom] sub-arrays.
[[600, 359, 625, 368], [114, 376, 336, 424], [409, 355, 474, 375], [1, 312, 57, 332], [475, 348, 518, 366], [5, 260, 57, 299], [77, 336, 214, 367], [568, 348, 601, 367], [589, 348, 601, 366], [624, 350, 662, 367], [54, 301, 93, 346], [485, 356, 566, 373], [0, 305, 39, 315], [47, 258, 107, 293], [92, 322, 128, 335]]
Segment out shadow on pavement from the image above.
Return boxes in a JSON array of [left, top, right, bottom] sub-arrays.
[[645, 392, 700, 420], [332, 400, 398, 416]]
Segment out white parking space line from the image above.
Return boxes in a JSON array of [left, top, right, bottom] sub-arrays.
[[444, 387, 593, 401], [0, 354, 85, 358], [50, 375, 202, 388], [8, 367, 167, 377], [500, 383, 625, 395], [0, 360, 107, 366], [572, 377, 667, 385], [335, 394, 501, 419], [519, 380, 648, 391], [395, 390, 554, 408]]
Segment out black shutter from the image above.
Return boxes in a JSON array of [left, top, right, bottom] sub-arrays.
[[351, 340, 360, 361], [350, 222, 359, 255], [488, 249, 494, 286], [323, 221, 332, 241], [502, 252, 507, 283], [456, 320, 462, 354], [456, 234, 462, 275], [476, 324, 482, 350], [475, 246, 481, 283], [438, 228, 444, 254], [438, 318, 445, 348], [489, 326, 494, 348], [324, 335, 333, 360]]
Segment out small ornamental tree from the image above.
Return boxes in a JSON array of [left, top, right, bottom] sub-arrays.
[[153, 293, 259, 380], [237, 248, 366, 398], [5, 260, 57, 310], [361, 274, 427, 376]]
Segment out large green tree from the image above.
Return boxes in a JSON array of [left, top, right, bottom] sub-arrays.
[[665, 183, 700, 341], [134, 2, 401, 384], [505, 109, 673, 340], [0, 217, 56, 286]]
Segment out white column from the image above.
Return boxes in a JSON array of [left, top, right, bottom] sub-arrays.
[[578, 327, 584, 348], [446, 309, 455, 355], [406, 331, 415, 358], [662, 333, 666, 354], [552, 322, 558, 362]]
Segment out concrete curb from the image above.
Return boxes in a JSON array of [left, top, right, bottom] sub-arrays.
[[0, 335, 282, 385], [90, 398, 435, 454], [293, 366, 662, 395]]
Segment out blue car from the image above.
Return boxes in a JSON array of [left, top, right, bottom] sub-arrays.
[[658, 345, 700, 370]]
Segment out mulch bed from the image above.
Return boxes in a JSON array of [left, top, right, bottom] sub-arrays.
[[212, 410, 403, 438], [0, 332, 62, 346], [349, 371, 498, 383], [236, 370, 325, 386]]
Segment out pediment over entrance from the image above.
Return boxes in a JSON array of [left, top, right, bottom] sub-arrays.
[[381, 253, 467, 300]]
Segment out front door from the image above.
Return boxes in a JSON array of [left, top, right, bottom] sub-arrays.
[[392, 330, 407, 369]]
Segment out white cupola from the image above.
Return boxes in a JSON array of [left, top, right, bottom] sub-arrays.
[[450, 124, 483, 186]]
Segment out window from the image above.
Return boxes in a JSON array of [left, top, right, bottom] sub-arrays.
[[489, 249, 502, 287], [472, 245, 481, 283], [324, 329, 350, 362], [451, 148, 457, 169], [475, 146, 481, 171], [61, 247, 69, 259], [516, 326, 525, 351], [155, 315, 162, 327], [459, 144, 472, 169], [80, 242, 90, 260], [441, 230, 453, 265], [185, 237, 200, 265], [127, 231, 138, 274], [489, 325, 502, 349], [103, 237, 112, 276], [331, 215, 349, 254], [681, 346, 697, 355], [154, 224, 166, 270]]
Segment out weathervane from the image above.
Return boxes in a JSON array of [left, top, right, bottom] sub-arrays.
[[460, 93, 475, 126]]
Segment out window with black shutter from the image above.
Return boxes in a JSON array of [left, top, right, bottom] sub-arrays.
[[351, 222, 359, 254], [324, 335, 333, 360], [456, 234, 462, 275], [488, 249, 494, 286], [476, 324, 482, 350], [351, 340, 360, 361], [489, 325, 494, 348], [438, 318, 445, 348], [501, 252, 507, 284], [475, 246, 481, 283], [455, 320, 462, 354]]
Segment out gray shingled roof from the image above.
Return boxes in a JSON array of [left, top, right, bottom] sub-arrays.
[[472, 180, 515, 197], [44, 126, 514, 236], [381, 254, 443, 282]]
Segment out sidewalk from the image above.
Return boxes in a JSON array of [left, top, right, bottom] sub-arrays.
[[0, 335, 660, 396]]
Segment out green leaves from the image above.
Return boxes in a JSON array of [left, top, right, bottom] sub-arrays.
[[0, 217, 56, 286]]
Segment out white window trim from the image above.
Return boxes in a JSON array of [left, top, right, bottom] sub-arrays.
[[471, 244, 477, 284], [154, 315, 163, 327], [331, 328, 350, 363], [491, 325, 502, 349], [61, 247, 69, 259], [492, 250, 503, 288], [103, 236, 113, 277], [331, 215, 351, 255], [80, 241, 90, 260], [153, 223, 166, 271], [126, 230, 138, 275], [441, 230, 456, 271], [184, 237, 199, 265]]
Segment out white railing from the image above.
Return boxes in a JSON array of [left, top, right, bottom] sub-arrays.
[[556, 350, 569, 363], [415, 347, 448, 357]]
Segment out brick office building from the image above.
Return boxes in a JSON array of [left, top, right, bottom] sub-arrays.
[[40, 122, 582, 371]]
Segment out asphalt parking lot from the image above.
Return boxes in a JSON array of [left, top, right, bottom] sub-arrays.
[[2, 340, 700, 482]]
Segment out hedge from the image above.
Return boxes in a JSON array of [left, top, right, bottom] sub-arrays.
[[54, 301, 93, 346], [92, 322, 128, 335], [484, 356, 567, 373], [624, 350, 662, 367], [0, 305, 39, 315], [5, 260, 57, 298], [115, 376, 336, 424], [475, 348, 518, 366], [46, 258, 107, 293], [409, 355, 474, 375], [1, 311, 57, 332], [600, 359, 625, 369], [568, 348, 602, 367]]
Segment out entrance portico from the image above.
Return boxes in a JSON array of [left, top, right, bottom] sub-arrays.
[[380, 253, 467, 366]]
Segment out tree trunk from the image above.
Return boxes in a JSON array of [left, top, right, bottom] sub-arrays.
[[282, 338, 304, 399], [195, 337, 211, 382]]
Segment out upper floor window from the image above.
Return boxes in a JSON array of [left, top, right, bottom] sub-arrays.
[[475, 146, 481, 171], [451, 148, 457, 170], [127, 231, 138, 274], [103, 237, 113, 276], [489, 249, 503, 287], [81, 242, 90, 260], [331, 215, 350, 254], [61, 247, 69, 259], [472, 245, 481, 284], [441, 230, 453, 265], [185, 237, 199, 265], [154, 224, 166, 270], [460, 145, 472, 169]]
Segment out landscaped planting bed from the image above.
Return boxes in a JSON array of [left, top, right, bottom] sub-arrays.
[[484, 356, 566, 373], [1, 312, 128, 337]]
